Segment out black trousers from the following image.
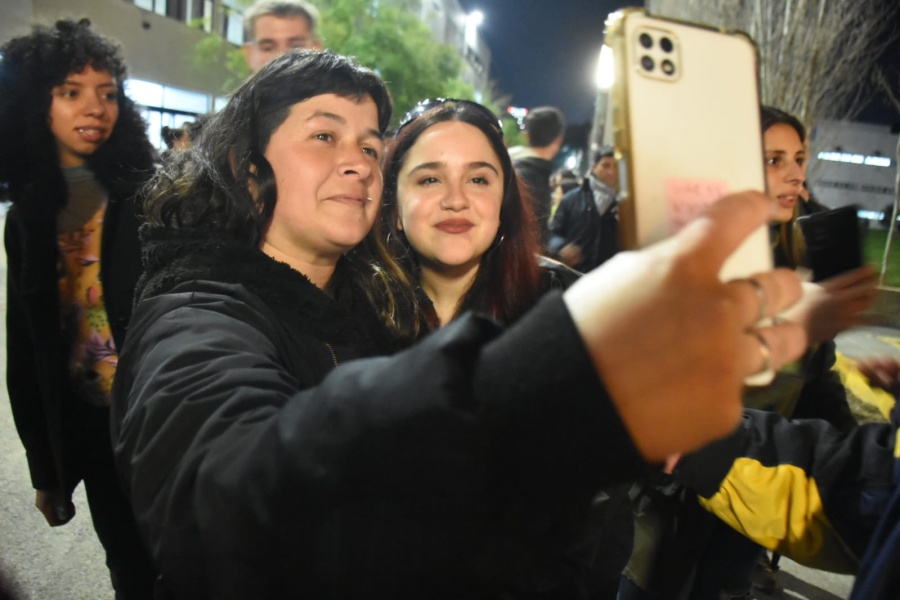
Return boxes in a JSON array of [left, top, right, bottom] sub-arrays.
[[66, 401, 158, 600]]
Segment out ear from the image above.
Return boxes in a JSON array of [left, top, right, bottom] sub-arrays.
[[246, 162, 260, 200]]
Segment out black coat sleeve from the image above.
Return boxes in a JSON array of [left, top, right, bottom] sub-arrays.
[[791, 341, 856, 432], [113, 289, 648, 598], [547, 191, 575, 257], [4, 210, 57, 490]]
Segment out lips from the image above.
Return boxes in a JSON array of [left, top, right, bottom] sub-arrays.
[[327, 194, 370, 207], [435, 219, 474, 234], [76, 127, 107, 144], [777, 194, 797, 209]]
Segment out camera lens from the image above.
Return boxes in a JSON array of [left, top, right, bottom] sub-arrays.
[[641, 55, 655, 72], [660, 37, 674, 53], [661, 60, 676, 76], [639, 33, 653, 49]]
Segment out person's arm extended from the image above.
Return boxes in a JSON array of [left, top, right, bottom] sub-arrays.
[[115, 190, 808, 595], [113, 284, 644, 597]]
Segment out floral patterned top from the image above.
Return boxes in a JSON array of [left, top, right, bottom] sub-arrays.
[[58, 201, 118, 406]]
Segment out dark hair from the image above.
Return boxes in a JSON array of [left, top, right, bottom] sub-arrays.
[[143, 50, 411, 336], [523, 106, 565, 148], [381, 100, 542, 336], [144, 50, 391, 243], [0, 18, 154, 210], [761, 105, 806, 142], [761, 105, 807, 268], [161, 125, 187, 149], [591, 145, 615, 166], [186, 115, 211, 140]]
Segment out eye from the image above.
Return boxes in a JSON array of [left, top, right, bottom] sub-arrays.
[[471, 176, 490, 185], [314, 133, 333, 142], [362, 146, 380, 159], [59, 89, 77, 99], [417, 176, 439, 186], [104, 92, 119, 102], [765, 156, 782, 167]]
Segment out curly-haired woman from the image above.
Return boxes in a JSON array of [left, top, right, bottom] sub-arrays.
[[0, 19, 157, 597]]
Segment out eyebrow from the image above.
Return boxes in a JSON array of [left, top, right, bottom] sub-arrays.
[[60, 79, 117, 88], [306, 110, 382, 140], [765, 149, 805, 156], [406, 160, 500, 176]]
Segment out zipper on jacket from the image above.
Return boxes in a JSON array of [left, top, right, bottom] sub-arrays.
[[324, 342, 338, 367]]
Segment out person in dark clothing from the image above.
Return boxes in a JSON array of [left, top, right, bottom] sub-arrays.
[[511, 106, 565, 250], [618, 106, 876, 600], [673, 356, 900, 600], [0, 18, 158, 598], [110, 49, 808, 599], [548, 146, 620, 272]]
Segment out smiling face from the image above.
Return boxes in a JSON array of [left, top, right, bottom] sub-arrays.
[[48, 66, 120, 167], [261, 94, 384, 270], [764, 123, 807, 223], [396, 120, 504, 277]]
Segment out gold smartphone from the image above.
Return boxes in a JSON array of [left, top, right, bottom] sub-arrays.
[[602, 8, 771, 282]]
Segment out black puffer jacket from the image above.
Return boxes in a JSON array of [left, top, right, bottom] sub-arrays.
[[111, 229, 650, 599]]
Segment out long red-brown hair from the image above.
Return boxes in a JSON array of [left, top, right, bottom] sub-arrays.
[[379, 100, 542, 338]]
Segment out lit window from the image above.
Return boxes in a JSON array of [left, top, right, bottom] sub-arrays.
[[817, 151, 892, 167]]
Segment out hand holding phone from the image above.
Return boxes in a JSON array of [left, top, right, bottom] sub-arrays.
[[603, 8, 771, 283], [796, 205, 864, 282]]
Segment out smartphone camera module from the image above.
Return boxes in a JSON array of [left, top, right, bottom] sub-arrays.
[[636, 28, 680, 83]]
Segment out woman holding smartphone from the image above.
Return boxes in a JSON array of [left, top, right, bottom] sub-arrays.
[[111, 50, 806, 599]]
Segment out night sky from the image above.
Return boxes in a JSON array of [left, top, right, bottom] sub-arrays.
[[458, 1, 899, 128], [456, 0, 621, 125]]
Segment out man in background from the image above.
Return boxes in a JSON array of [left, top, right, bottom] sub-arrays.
[[243, 0, 322, 72], [548, 146, 620, 272], [511, 106, 566, 249]]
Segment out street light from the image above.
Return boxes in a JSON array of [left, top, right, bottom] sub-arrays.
[[465, 10, 484, 48], [595, 44, 615, 90]]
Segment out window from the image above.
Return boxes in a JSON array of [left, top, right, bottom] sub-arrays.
[[126, 78, 212, 148], [134, 0, 166, 16], [222, 5, 244, 44]]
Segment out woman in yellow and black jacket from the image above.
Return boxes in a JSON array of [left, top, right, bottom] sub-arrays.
[[674, 360, 900, 599]]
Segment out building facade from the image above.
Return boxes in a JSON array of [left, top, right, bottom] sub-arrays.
[[808, 120, 899, 223], [1, 0, 491, 149]]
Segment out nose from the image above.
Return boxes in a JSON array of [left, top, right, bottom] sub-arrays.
[[441, 182, 469, 211], [339, 145, 374, 181], [83, 92, 107, 117], [786, 160, 806, 187]]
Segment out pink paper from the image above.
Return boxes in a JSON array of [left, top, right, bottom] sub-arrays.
[[665, 179, 731, 233]]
